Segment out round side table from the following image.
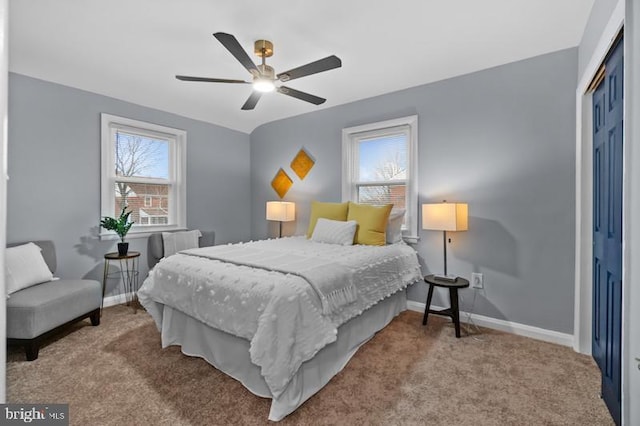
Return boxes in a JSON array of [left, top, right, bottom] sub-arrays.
[[422, 274, 470, 338], [102, 251, 141, 313]]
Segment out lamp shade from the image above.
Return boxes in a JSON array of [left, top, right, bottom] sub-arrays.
[[266, 201, 295, 222], [422, 203, 468, 231]]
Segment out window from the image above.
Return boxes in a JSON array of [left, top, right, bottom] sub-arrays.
[[342, 115, 418, 242], [101, 114, 186, 238]]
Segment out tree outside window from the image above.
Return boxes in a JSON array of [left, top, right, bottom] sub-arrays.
[[114, 132, 170, 226]]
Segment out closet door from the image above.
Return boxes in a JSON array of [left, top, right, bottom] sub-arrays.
[[592, 35, 623, 426]]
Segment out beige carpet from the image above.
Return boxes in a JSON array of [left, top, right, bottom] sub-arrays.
[[7, 305, 613, 425]]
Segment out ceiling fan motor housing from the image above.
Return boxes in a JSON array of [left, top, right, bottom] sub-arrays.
[[257, 64, 275, 80], [254, 40, 273, 57]]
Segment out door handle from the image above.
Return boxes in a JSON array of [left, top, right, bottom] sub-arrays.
[[636, 357, 640, 371]]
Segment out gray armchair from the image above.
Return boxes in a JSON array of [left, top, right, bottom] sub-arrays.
[[147, 230, 215, 269], [6, 240, 101, 361]]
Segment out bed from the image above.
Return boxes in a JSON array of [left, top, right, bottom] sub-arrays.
[[138, 236, 421, 420]]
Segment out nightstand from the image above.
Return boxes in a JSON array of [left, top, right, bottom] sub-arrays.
[[102, 251, 141, 313], [422, 274, 470, 338]]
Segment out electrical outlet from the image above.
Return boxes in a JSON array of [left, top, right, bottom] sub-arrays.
[[471, 273, 484, 289]]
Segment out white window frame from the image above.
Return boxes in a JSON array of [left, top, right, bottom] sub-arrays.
[[100, 113, 187, 239], [342, 115, 419, 243]]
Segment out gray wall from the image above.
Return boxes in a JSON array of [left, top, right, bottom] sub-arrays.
[[250, 48, 578, 334], [8, 73, 251, 296], [578, 0, 620, 80]]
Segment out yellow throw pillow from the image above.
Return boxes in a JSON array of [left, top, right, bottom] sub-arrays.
[[347, 202, 393, 246], [306, 201, 349, 238]]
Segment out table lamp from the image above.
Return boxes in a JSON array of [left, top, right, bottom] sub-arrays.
[[422, 202, 468, 281], [266, 201, 295, 238]]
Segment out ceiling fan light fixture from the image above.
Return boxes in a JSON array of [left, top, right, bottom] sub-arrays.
[[253, 78, 275, 93], [253, 64, 276, 92]]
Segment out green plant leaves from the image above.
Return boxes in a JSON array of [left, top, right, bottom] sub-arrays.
[[100, 206, 134, 242]]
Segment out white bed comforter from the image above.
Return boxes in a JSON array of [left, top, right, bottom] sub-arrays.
[[138, 237, 421, 398], [182, 243, 359, 315]]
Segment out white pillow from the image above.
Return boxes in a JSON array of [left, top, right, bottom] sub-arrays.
[[6, 242, 54, 295], [162, 230, 202, 257], [386, 209, 406, 244], [311, 218, 357, 246]]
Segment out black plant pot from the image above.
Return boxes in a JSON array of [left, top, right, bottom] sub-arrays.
[[117, 242, 129, 257]]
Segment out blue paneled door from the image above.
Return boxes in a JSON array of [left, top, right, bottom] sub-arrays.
[[592, 35, 623, 426]]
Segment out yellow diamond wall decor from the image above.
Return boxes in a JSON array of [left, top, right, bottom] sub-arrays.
[[271, 168, 293, 199], [290, 148, 315, 180]]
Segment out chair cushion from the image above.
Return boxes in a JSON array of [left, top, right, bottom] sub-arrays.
[[7, 240, 56, 273], [6, 279, 102, 339], [5, 242, 54, 295]]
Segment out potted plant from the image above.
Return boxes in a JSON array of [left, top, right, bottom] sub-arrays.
[[100, 206, 134, 256]]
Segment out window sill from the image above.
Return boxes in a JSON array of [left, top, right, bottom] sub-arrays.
[[99, 226, 187, 241]]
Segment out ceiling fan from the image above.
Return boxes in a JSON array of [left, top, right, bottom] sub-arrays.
[[176, 32, 342, 110]]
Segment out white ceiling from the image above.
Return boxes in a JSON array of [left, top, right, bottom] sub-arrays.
[[9, 0, 594, 134]]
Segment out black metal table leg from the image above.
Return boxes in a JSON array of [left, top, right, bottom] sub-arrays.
[[450, 288, 461, 338], [422, 283, 435, 325]]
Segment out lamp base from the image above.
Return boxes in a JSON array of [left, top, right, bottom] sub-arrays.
[[433, 274, 458, 282]]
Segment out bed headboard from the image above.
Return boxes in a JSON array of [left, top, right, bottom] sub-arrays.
[[147, 230, 215, 269]]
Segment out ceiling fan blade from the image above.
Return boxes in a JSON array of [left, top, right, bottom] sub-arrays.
[[277, 55, 342, 82], [176, 75, 250, 84], [213, 32, 260, 76], [241, 91, 263, 110], [277, 86, 326, 105]]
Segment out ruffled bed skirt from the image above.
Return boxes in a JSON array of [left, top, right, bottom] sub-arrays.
[[151, 289, 407, 421]]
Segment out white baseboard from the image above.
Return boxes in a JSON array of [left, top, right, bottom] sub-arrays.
[[103, 293, 135, 308], [406, 300, 574, 348]]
